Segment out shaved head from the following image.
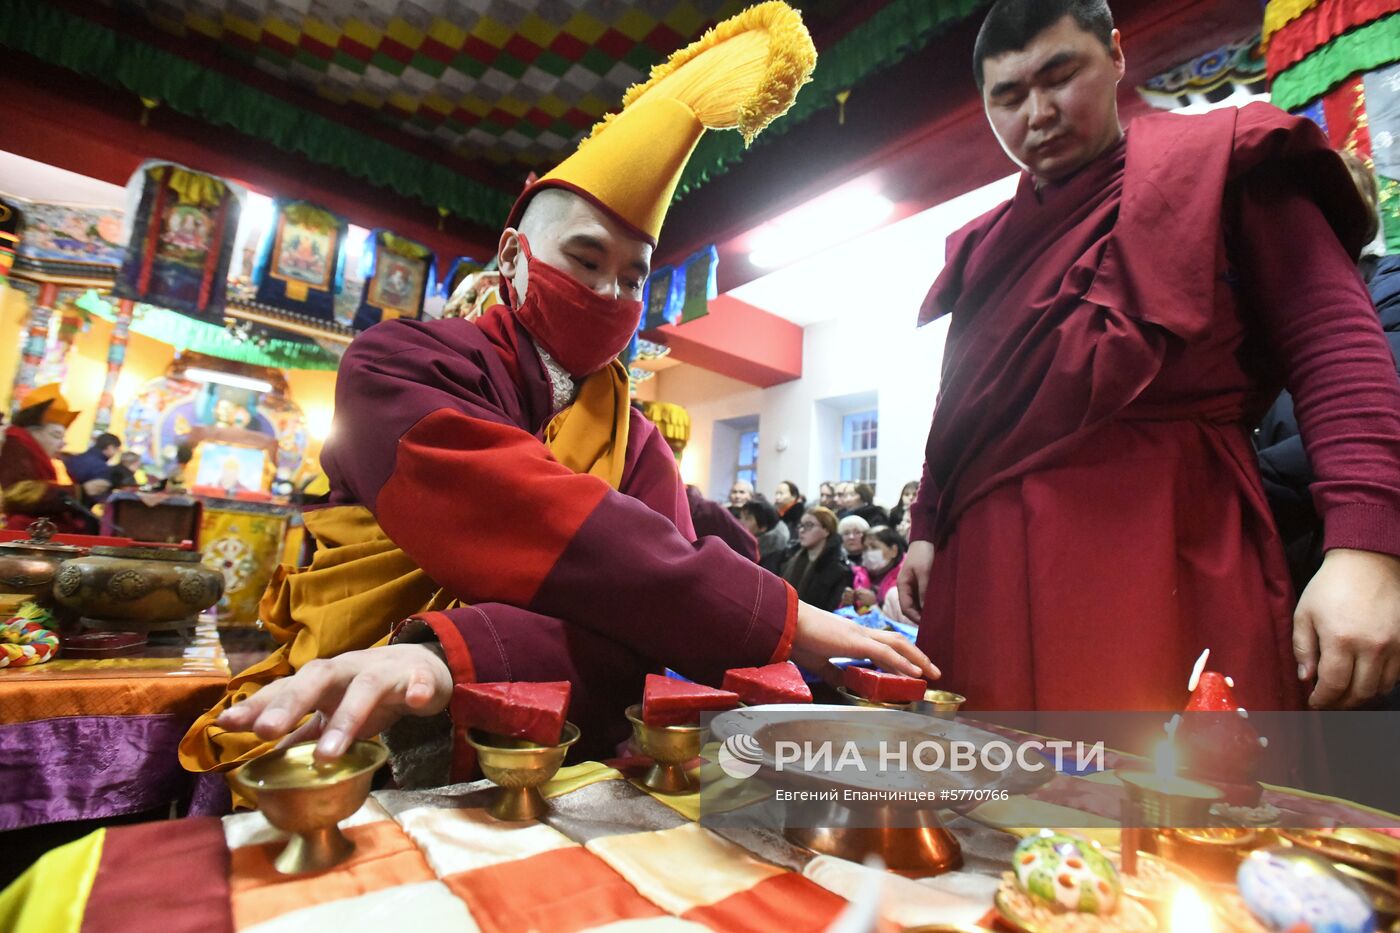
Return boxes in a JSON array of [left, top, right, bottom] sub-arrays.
[[517, 187, 580, 240]]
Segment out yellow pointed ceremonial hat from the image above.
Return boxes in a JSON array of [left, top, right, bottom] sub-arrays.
[[18, 383, 79, 427], [505, 1, 817, 246]]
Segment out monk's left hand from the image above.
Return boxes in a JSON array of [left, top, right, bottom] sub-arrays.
[[1294, 548, 1400, 708]]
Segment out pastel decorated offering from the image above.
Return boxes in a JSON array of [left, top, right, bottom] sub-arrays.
[[722, 661, 812, 705], [456, 681, 571, 746], [843, 666, 926, 704], [641, 673, 739, 727], [1013, 833, 1121, 915], [1236, 847, 1376, 933]]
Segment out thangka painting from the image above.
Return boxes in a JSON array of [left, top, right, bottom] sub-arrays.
[[11, 197, 126, 267], [352, 230, 436, 331], [122, 374, 308, 481], [253, 200, 346, 322], [113, 164, 241, 320]]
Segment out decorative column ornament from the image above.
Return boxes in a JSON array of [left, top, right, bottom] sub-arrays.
[[92, 298, 135, 432], [12, 282, 57, 413]]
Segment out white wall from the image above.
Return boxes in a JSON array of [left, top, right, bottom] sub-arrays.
[[653, 174, 1016, 510]]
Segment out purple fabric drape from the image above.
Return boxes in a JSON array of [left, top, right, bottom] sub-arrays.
[[0, 714, 195, 830]]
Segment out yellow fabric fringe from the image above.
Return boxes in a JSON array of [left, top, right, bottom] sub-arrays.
[[0, 827, 106, 933], [586, 1, 816, 147], [1262, 0, 1321, 47]]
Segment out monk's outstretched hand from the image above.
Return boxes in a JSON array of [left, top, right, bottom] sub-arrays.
[[1294, 548, 1400, 708], [790, 600, 940, 681], [215, 643, 454, 760], [897, 540, 935, 624]]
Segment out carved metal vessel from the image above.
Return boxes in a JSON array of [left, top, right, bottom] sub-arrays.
[[0, 517, 87, 601], [52, 543, 224, 628]]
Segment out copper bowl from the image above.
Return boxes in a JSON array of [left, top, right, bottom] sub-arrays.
[[0, 517, 87, 601], [52, 544, 223, 627]]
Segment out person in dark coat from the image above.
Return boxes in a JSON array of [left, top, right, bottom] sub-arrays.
[[64, 432, 120, 505], [686, 484, 758, 561], [773, 479, 807, 538], [739, 498, 790, 573], [780, 506, 853, 612]]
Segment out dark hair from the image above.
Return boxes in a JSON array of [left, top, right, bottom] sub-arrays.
[[853, 482, 876, 505], [974, 0, 1115, 90], [778, 479, 801, 500], [95, 433, 121, 450], [12, 399, 54, 428], [740, 498, 780, 532], [175, 443, 195, 465], [803, 506, 839, 538], [865, 524, 907, 557]]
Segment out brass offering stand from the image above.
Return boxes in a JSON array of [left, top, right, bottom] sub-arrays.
[[624, 704, 704, 795], [466, 722, 580, 821], [231, 740, 388, 875]]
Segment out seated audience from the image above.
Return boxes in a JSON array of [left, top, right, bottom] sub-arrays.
[[773, 479, 806, 538], [837, 513, 870, 564], [739, 498, 790, 573], [780, 506, 852, 612], [887, 479, 920, 529], [727, 478, 754, 516], [852, 525, 912, 624], [818, 481, 837, 510]]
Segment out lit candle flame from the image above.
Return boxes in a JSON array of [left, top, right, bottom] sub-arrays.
[[1169, 885, 1213, 932]]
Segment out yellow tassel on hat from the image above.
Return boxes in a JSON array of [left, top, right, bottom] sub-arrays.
[[507, 1, 816, 245]]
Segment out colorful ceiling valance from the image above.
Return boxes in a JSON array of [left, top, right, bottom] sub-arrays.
[[1266, 0, 1400, 111], [1137, 34, 1265, 109]]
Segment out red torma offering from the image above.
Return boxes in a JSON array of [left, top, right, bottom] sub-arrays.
[[844, 666, 926, 703], [722, 662, 813, 705], [642, 673, 739, 726], [457, 681, 571, 746]]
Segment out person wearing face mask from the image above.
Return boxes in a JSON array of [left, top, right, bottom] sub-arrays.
[[898, 0, 1400, 713], [0, 384, 92, 534], [851, 526, 910, 625], [183, 3, 937, 794]]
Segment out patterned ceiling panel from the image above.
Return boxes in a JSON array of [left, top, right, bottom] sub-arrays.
[[101, 0, 752, 167]]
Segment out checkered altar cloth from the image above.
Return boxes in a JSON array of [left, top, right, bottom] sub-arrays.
[[2, 758, 1029, 933]]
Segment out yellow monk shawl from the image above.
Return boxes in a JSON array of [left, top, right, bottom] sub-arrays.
[[179, 360, 631, 780]]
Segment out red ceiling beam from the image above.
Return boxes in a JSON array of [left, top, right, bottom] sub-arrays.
[[644, 295, 803, 388]]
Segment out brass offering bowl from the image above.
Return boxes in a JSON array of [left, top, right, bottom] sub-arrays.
[[466, 722, 580, 821], [921, 689, 967, 718], [787, 814, 964, 877], [231, 740, 388, 875], [1154, 826, 1260, 883], [0, 517, 87, 603], [624, 704, 705, 795], [53, 544, 223, 630], [1117, 770, 1224, 829], [1277, 829, 1400, 881], [836, 685, 916, 711]]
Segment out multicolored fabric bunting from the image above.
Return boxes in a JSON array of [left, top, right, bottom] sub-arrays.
[[1268, 7, 1400, 111], [252, 200, 348, 323], [113, 164, 241, 321], [1265, 0, 1400, 79]]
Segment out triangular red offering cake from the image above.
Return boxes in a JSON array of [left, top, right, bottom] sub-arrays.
[[1185, 672, 1239, 711], [642, 673, 739, 726], [844, 666, 926, 703], [1176, 649, 1265, 787], [722, 662, 812, 705], [457, 681, 571, 746]]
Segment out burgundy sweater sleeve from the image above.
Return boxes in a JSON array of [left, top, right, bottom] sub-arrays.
[[1235, 172, 1400, 557], [326, 318, 795, 685], [907, 457, 940, 545]]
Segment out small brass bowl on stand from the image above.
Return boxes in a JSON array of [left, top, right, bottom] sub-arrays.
[[231, 740, 387, 875], [466, 722, 580, 821], [921, 689, 967, 719], [624, 704, 705, 795], [836, 685, 916, 711]]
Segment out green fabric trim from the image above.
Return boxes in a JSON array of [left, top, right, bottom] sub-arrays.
[[1269, 12, 1400, 111], [76, 291, 341, 371], [675, 0, 989, 199], [0, 0, 514, 228]]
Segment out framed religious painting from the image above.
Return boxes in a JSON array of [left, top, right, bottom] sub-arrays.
[[254, 200, 346, 320], [268, 214, 336, 293], [365, 251, 428, 318]]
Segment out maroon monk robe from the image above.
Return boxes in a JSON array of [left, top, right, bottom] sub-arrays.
[[909, 103, 1400, 712], [320, 305, 796, 768]]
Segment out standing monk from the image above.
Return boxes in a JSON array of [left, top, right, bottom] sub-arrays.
[[898, 0, 1400, 712], [183, 2, 935, 791]]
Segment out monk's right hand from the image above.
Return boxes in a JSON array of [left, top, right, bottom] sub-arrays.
[[790, 600, 939, 681], [897, 540, 934, 623], [215, 643, 453, 761]]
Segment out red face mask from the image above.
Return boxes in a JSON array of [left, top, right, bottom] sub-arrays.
[[505, 234, 643, 378]]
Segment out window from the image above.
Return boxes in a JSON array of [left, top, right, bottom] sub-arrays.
[[839, 410, 878, 487], [735, 429, 759, 488]]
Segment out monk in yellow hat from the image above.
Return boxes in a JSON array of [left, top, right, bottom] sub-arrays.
[[0, 384, 93, 534], [184, 2, 936, 793]]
